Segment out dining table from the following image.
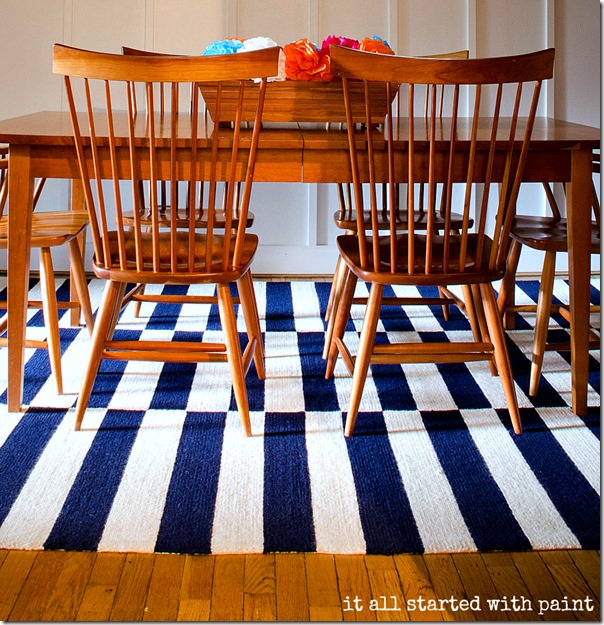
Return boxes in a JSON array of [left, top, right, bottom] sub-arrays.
[[0, 110, 599, 416]]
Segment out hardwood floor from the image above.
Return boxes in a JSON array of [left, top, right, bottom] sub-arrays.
[[0, 549, 599, 621]]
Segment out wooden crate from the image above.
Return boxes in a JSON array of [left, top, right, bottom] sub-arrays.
[[199, 79, 395, 124]]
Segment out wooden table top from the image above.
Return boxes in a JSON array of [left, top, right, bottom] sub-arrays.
[[0, 111, 598, 148]]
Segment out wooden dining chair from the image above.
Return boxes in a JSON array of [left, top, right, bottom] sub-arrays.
[[119, 46, 253, 318], [497, 153, 600, 395], [323, 50, 471, 357], [0, 146, 94, 394], [53, 43, 279, 434], [326, 45, 555, 436]]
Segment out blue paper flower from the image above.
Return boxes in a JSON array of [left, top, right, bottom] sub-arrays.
[[203, 39, 244, 56]]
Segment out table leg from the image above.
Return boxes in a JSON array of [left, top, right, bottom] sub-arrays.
[[69, 179, 86, 326], [7, 145, 34, 412], [567, 147, 592, 416]]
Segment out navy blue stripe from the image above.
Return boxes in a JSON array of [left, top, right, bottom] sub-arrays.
[[263, 412, 315, 552], [314, 281, 334, 321], [370, 360, 417, 412], [557, 349, 601, 401], [508, 407, 600, 548], [416, 285, 473, 332], [144, 285, 189, 331], [149, 361, 197, 410], [346, 412, 424, 554], [297, 331, 340, 412], [0, 326, 81, 407], [86, 329, 141, 409], [422, 410, 532, 552], [437, 362, 492, 410], [589, 282, 600, 305], [504, 332, 568, 408], [374, 285, 414, 333], [0, 409, 65, 526], [225, 330, 265, 412], [44, 409, 144, 551], [265, 282, 295, 332], [155, 411, 225, 554]]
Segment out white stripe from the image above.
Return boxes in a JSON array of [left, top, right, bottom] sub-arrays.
[[332, 330, 383, 414], [390, 284, 445, 332], [462, 408, 580, 549], [186, 329, 234, 413], [107, 328, 175, 412], [0, 411, 24, 448], [28, 322, 92, 409], [98, 409, 186, 552], [210, 411, 265, 553], [291, 282, 324, 333], [264, 331, 305, 412], [537, 407, 600, 494], [305, 411, 366, 554], [0, 409, 104, 549], [174, 283, 215, 333], [384, 410, 477, 553], [241, 278, 266, 333], [401, 361, 459, 411]]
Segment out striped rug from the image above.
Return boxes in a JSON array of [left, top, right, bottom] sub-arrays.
[[0, 277, 599, 555]]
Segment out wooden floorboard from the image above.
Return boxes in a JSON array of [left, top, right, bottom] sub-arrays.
[[0, 549, 599, 621]]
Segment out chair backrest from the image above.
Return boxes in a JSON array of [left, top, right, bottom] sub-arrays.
[[330, 45, 554, 277], [53, 44, 279, 279], [337, 50, 470, 223]]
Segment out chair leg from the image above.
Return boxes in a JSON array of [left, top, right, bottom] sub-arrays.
[[69, 230, 87, 327], [325, 267, 357, 379], [74, 280, 123, 430], [529, 251, 556, 396], [344, 282, 384, 437], [498, 238, 522, 330], [217, 282, 252, 437], [438, 286, 451, 321], [237, 271, 265, 380], [325, 254, 345, 324], [323, 254, 347, 359], [461, 284, 482, 343], [471, 283, 498, 376], [67, 238, 94, 336], [133, 284, 146, 318], [107, 282, 128, 341], [480, 282, 522, 434], [39, 247, 63, 394]]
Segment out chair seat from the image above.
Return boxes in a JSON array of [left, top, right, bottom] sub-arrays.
[[122, 208, 255, 229], [93, 230, 259, 283], [511, 215, 600, 253], [337, 232, 501, 286], [334, 208, 470, 232], [0, 211, 89, 248]]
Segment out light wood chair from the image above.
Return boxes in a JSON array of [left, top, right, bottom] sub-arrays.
[[53, 43, 279, 434], [119, 46, 254, 318], [497, 153, 600, 395], [0, 147, 94, 394], [326, 45, 555, 436], [323, 50, 470, 357]]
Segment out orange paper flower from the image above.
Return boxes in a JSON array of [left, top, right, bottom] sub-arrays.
[[283, 38, 331, 81], [359, 36, 395, 55]]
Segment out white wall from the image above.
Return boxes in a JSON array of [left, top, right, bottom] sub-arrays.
[[0, 0, 599, 275]]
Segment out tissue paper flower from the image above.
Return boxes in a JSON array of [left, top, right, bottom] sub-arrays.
[[283, 38, 331, 81], [202, 34, 394, 81], [319, 35, 360, 57], [239, 36, 285, 81], [359, 36, 394, 55], [239, 36, 278, 52], [202, 38, 244, 56]]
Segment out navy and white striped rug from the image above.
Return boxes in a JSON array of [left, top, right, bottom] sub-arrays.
[[0, 277, 599, 555]]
